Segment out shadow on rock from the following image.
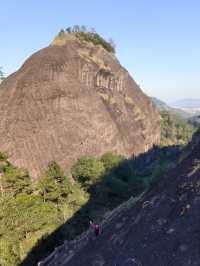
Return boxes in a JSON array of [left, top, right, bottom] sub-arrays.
[[20, 145, 181, 266]]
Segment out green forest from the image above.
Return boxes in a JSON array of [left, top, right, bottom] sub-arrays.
[[0, 146, 181, 265], [160, 111, 196, 147]]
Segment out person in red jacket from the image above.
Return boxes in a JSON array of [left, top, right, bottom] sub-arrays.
[[90, 221, 101, 237]]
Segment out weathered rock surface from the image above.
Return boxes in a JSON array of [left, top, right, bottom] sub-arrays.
[[0, 36, 160, 178], [42, 130, 200, 266]]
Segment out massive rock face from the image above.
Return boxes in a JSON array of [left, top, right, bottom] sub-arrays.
[[41, 130, 200, 266], [0, 35, 160, 178]]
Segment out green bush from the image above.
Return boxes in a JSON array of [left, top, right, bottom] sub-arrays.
[[0, 152, 8, 161], [1, 165, 32, 197], [37, 174, 60, 203], [45, 161, 64, 181], [74, 31, 115, 53], [101, 153, 125, 172], [71, 156, 105, 186], [58, 29, 65, 38], [37, 162, 70, 203]]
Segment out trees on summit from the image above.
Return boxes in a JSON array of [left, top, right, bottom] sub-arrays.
[[58, 25, 116, 53], [0, 67, 4, 80]]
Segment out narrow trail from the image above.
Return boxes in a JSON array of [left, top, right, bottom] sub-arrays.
[[38, 195, 142, 266]]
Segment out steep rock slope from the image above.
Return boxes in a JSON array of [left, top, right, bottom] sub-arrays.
[[0, 36, 160, 178], [43, 130, 200, 266]]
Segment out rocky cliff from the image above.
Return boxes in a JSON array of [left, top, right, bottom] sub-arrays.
[[40, 129, 200, 266], [0, 34, 160, 178]]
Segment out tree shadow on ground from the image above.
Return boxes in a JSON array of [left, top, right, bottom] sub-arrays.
[[20, 145, 181, 266]]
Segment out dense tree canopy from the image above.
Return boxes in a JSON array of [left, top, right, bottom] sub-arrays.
[[160, 111, 195, 147], [0, 155, 89, 265], [71, 156, 105, 187]]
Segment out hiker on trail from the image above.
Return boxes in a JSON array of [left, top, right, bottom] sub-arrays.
[[90, 220, 101, 237]]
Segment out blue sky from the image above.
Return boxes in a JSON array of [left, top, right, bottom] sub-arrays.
[[0, 0, 200, 102]]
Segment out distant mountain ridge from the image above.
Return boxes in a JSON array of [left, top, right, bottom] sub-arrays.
[[150, 97, 171, 111], [170, 98, 200, 109], [168, 99, 200, 117], [150, 97, 191, 118]]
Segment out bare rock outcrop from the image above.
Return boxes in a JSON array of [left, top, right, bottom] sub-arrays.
[[0, 36, 160, 178]]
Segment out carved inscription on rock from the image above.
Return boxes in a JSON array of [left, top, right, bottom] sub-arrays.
[[95, 69, 125, 92], [80, 64, 94, 88], [79, 64, 125, 92]]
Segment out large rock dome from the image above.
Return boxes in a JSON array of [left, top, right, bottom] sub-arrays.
[[0, 34, 160, 178]]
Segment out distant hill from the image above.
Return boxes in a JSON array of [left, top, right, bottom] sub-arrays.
[[169, 99, 200, 117], [150, 97, 171, 111], [170, 98, 200, 108], [150, 97, 191, 118]]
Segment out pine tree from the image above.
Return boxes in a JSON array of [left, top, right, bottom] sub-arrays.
[[1, 165, 32, 197]]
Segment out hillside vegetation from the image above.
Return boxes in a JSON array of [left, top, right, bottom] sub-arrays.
[[57, 25, 116, 53], [0, 159, 88, 266], [160, 111, 196, 146], [0, 147, 181, 266], [151, 97, 197, 146]]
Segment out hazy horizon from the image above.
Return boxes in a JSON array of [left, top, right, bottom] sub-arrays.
[[1, 0, 200, 102], [151, 96, 200, 105]]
